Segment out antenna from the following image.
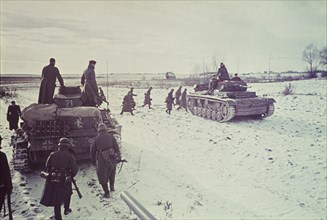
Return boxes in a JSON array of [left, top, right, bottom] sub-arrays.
[[106, 61, 109, 109]]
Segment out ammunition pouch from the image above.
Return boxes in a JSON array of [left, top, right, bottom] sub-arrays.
[[46, 168, 72, 184], [99, 148, 120, 164]]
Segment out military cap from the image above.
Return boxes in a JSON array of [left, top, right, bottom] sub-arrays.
[[89, 60, 97, 64], [58, 137, 72, 147], [97, 123, 107, 131]]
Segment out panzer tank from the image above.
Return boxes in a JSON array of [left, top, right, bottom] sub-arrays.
[[187, 80, 275, 122], [12, 86, 122, 172]]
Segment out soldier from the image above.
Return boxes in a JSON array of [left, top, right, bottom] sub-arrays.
[[40, 138, 78, 220], [142, 87, 153, 109], [231, 73, 242, 81], [217, 63, 230, 81], [208, 74, 218, 93], [7, 100, 21, 130], [129, 88, 137, 110], [81, 60, 99, 107], [0, 136, 13, 213], [165, 89, 174, 114], [90, 123, 121, 198], [174, 86, 182, 106], [38, 58, 65, 104], [177, 88, 188, 112], [120, 92, 134, 115]]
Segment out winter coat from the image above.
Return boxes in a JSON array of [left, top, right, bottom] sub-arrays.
[[81, 65, 99, 106], [144, 89, 152, 105], [180, 90, 187, 108], [122, 93, 133, 112], [0, 151, 13, 195], [175, 88, 182, 105], [217, 66, 230, 81], [7, 104, 21, 130], [38, 64, 64, 104], [40, 148, 78, 207], [165, 91, 174, 110], [90, 131, 121, 185]]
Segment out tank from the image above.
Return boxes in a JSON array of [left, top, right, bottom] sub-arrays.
[[187, 80, 275, 122], [12, 86, 122, 172]]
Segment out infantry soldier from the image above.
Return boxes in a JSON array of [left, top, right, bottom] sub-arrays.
[[90, 123, 121, 198], [174, 86, 182, 106], [142, 87, 153, 109], [81, 60, 99, 107], [120, 92, 134, 115], [177, 88, 188, 112], [165, 89, 174, 114], [231, 73, 242, 81], [38, 58, 65, 104], [129, 88, 137, 110], [7, 100, 21, 130], [40, 138, 78, 220], [217, 63, 230, 81], [0, 136, 13, 214]]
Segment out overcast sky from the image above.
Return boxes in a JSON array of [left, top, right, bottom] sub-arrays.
[[1, 1, 326, 75]]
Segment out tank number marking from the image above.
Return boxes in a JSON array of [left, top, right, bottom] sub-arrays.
[[65, 99, 74, 108], [74, 117, 83, 128]]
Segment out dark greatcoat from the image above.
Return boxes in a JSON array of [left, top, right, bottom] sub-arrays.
[[81, 65, 99, 106], [90, 131, 121, 185], [0, 151, 13, 212], [180, 90, 187, 108], [143, 89, 152, 106], [40, 147, 78, 207], [217, 66, 230, 81], [121, 93, 133, 113], [175, 88, 182, 105], [165, 91, 174, 110], [38, 64, 64, 104], [7, 104, 21, 130]]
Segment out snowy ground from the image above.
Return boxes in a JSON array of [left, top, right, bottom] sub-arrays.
[[0, 79, 326, 220]]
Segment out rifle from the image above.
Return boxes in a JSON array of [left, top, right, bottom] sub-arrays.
[[116, 159, 127, 174], [72, 178, 82, 199], [7, 194, 13, 220]]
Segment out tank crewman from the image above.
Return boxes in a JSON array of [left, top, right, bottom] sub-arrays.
[[81, 60, 99, 107], [0, 136, 13, 213], [177, 88, 188, 112], [38, 58, 65, 104], [90, 123, 121, 198], [217, 63, 230, 81], [231, 73, 242, 81], [7, 100, 22, 130], [40, 138, 78, 220], [208, 74, 218, 93], [165, 89, 174, 114], [142, 87, 153, 109], [175, 86, 182, 106], [120, 92, 134, 115]]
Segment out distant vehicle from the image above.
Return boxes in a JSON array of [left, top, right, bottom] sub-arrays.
[[165, 72, 176, 79], [12, 86, 122, 172], [187, 80, 275, 122]]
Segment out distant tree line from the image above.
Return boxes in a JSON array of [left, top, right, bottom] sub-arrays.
[[302, 44, 327, 78]]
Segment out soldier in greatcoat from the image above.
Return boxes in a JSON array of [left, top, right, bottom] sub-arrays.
[[0, 136, 13, 213], [177, 88, 188, 112], [217, 63, 230, 81], [90, 123, 121, 198], [40, 138, 78, 220], [174, 86, 182, 106], [142, 87, 153, 109], [120, 92, 134, 115], [7, 100, 21, 130], [165, 89, 174, 114], [38, 58, 65, 104], [81, 60, 99, 107]]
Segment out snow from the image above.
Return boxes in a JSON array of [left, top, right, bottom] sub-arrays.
[[0, 78, 326, 219]]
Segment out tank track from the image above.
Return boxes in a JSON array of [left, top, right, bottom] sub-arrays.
[[262, 103, 275, 118], [188, 98, 236, 122]]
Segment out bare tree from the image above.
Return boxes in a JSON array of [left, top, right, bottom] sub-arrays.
[[320, 47, 327, 68], [212, 52, 226, 72], [302, 44, 321, 78]]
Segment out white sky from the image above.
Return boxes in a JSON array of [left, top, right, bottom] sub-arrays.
[[0, 1, 326, 75]]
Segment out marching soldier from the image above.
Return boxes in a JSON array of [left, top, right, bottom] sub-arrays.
[[40, 138, 78, 220], [90, 123, 121, 198], [177, 88, 188, 112], [120, 92, 134, 115], [81, 60, 99, 107], [142, 87, 153, 109], [7, 100, 21, 130], [165, 89, 174, 114], [175, 86, 182, 106]]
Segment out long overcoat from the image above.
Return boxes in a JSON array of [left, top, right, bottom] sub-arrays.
[[143, 89, 152, 105], [217, 66, 230, 81], [90, 132, 120, 185], [180, 90, 187, 108], [40, 148, 78, 207], [0, 151, 13, 211], [175, 88, 182, 105], [7, 104, 21, 130], [165, 91, 174, 110], [122, 93, 133, 112], [38, 64, 64, 104], [81, 65, 99, 106]]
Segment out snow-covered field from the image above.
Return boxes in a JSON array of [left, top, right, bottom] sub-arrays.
[[0, 79, 326, 220]]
